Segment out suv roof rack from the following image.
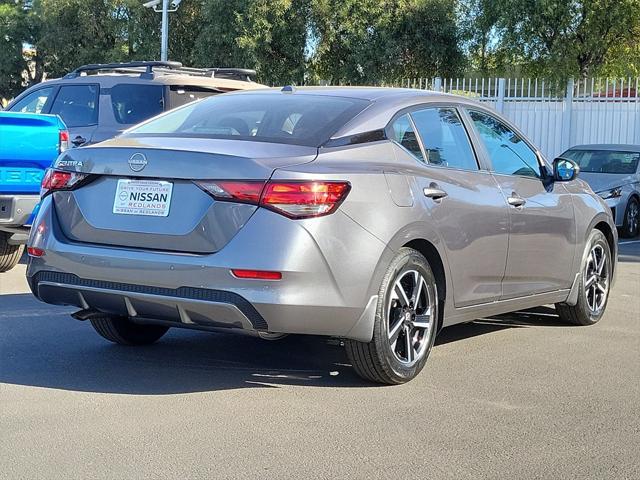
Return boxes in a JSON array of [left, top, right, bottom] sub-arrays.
[[64, 61, 257, 82]]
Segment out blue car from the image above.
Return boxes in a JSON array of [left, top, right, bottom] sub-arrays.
[[0, 112, 68, 272], [561, 145, 640, 238]]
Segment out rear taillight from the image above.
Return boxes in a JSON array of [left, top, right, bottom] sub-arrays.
[[261, 182, 351, 219], [194, 180, 264, 204], [59, 130, 69, 153], [40, 168, 89, 198], [194, 180, 351, 219]]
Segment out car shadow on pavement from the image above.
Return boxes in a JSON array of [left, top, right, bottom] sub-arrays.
[[0, 294, 573, 395]]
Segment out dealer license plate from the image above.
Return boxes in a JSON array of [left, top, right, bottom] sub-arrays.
[[113, 179, 173, 217]]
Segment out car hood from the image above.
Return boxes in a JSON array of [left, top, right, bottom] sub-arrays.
[[578, 172, 637, 193]]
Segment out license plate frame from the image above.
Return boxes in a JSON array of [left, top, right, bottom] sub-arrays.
[[113, 179, 173, 217]]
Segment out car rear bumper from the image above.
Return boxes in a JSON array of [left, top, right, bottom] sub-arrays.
[[0, 194, 39, 227], [26, 197, 390, 341]]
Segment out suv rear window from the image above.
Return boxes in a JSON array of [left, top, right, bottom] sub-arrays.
[[49, 85, 99, 127], [110, 84, 165, 125], [126, 94, 370, 147]]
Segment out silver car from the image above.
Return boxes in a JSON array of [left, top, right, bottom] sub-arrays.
[[561, 145, 640, 238], [26, 88, 618, 384]]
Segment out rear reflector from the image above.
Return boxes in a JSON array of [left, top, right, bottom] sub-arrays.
[[195, 180, 351, 219], [27, 247, 45, 257], [231, 269, 282, 280]]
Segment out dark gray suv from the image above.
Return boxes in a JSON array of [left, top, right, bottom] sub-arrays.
[[5, 61, 263, 147]]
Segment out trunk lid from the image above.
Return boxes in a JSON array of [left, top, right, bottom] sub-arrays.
[[52, 136, 317, 253]]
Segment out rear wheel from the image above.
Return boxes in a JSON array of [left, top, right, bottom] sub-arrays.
[[346, 248, 438, 384], [0, 232, 23, 273], [621, 197, 639, 238], [89, 314, 169, 345], [556, 230, 611, 326]]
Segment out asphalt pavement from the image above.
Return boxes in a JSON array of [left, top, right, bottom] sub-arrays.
[[1, 241, 639, 479]]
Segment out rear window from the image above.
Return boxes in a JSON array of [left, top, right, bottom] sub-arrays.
[[563, 149, 640, 174], [125, 93, 371, 147], [110, 84, 165, 125], [169, 85, 220, 108]]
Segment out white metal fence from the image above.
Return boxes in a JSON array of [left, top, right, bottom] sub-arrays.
[[390, 77, 640, 159]]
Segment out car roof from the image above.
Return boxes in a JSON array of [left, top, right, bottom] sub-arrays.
[[228, 86, 465, 101], [566, 144, 640, 153]]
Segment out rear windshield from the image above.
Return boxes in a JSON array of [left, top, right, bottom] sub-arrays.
[[125, 93, 370, 147], [563, 149, 640, 174]]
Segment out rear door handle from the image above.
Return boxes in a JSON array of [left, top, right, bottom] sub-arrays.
[[507, 194, 526, 208], [423, 187, 448, 201]]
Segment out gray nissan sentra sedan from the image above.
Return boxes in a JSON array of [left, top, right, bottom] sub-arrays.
[[26, 87, 618, 384]]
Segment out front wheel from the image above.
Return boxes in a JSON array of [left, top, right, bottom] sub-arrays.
[[556, 230, 612, 326], [346, 248, 438, 384], [621, 197, 639, 238]]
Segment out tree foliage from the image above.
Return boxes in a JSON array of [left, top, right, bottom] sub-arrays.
[[2, 0, 640, 103], [311, 0, 464, 84], [194, 0, 308, 85], [468, 0, 640, 79]]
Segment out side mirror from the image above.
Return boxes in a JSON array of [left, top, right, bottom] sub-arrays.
[[553, 157, 579, 181]]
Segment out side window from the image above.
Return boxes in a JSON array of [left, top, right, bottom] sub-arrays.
[[9, 87, 55, 114], [50, 85, 99, 128], [410, 107, 478, 171], [111, 84, 164, 125], [390, 114, 424, 162], [468, 110, 540, 178]]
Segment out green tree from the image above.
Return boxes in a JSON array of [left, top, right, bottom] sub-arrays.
[[497, 0, 640, 79], [194, 0, 309, 85], [0, 1, 28, 100], [458, 0, 502, 75], [310, 0, 464, 84]]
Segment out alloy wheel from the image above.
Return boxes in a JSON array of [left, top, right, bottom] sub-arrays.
[[387, 270, 435, 365], [584, 244, 609, 314]]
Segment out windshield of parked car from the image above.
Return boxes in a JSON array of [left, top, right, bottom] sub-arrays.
[[563, 149, 640, 174], [126, 93, 370, 147]]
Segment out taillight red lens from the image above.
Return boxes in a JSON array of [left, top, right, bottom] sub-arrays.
[[231, 269, 282, 280], [27, 247, 45, 257], [194, 180, 264, 204], [59, 130, 69, 153], [40, 169, 88, 198], [194, 180, 350, 219], [261, 181, 351, 218]]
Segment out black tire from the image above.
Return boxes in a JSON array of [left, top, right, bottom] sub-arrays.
[[621, 197, 639, 238], [89, 314, 169, 345], [346, 247, 438, 385], [556, 230, 612, 326], [0, 232, 24, 273]]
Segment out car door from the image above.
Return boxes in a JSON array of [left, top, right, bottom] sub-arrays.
[[48, 84, 100, 147], [394, 105, 510, 307], [465, 108, 575, 298]]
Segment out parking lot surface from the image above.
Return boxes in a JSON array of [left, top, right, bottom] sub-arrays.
[[1, 241, 639, 479]]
